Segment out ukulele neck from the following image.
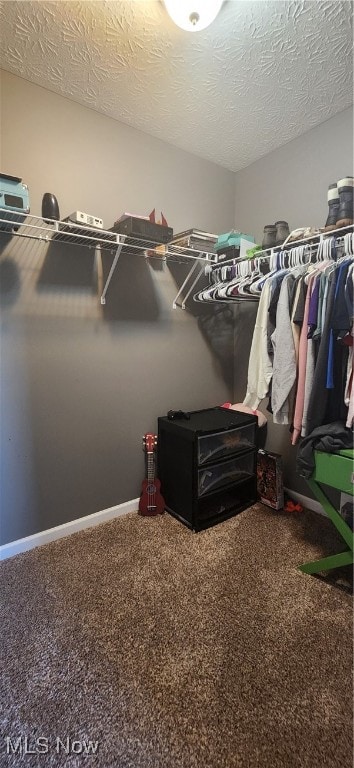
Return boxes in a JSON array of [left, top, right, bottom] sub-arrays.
[[147, 451, 155, 482]]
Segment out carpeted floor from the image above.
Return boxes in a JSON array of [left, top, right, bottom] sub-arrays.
[[0, 504, 352, 768]]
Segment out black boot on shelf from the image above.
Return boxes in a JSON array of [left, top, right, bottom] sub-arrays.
[[275, 221, 290, 246], [325, 183, 339, 230], [336, 177, 354, 228], [262, 225, 276, 250]]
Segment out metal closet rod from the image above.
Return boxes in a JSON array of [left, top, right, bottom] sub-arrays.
[[211, 223, 354, 268]]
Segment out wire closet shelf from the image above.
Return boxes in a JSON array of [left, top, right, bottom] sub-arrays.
[[176, 224, 354, 309], [211, 224, 354, 266], [0, 210, 218, 263], [0, 210, 221, 305], [191, 224, 354, 309], [1, 211, 352, 307]]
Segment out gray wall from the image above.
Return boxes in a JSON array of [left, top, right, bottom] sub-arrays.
[[1, 71, 352, 544], [234, 107, 353, 243], [233, 107, 354, 495], [0, 71, 235, 545]]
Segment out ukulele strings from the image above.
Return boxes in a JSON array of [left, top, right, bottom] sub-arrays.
[[148, 450, 156, 510]]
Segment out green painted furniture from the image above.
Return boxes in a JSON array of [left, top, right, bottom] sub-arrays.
[[299, 448, 354, 575]]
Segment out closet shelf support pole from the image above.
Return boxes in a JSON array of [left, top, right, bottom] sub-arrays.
[[100, 238, 125, 305], [172, 260, 204, 310]]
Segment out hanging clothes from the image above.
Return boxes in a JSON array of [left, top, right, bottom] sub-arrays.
[[326, 260, 352, 388], [344, 335, 354, 429], [291, 273, 317, 444], [271, 269, 303, 424], [290, 278, 302, 366], [292, 261, 331, 441], [344, 265, 354, 429], [305, 267, 349, 436], [243, 278, 274, 410], [301, 274, 321, 437], [242, 232, 354, 440]]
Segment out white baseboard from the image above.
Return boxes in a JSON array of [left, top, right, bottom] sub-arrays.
[[0, 498, 139, 562], [0, 490, 326, 562], [284, 487, 326, 516]]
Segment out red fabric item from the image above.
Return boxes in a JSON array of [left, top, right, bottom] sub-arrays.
[[284, 500, 303, 513]]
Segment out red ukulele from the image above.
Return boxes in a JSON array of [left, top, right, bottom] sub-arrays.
[[138, 433, 165, 516]]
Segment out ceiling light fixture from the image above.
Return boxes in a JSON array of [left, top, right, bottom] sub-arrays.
[[164, 1, 224, 32]]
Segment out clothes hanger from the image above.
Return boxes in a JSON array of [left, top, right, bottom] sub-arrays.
[[343, 231, 354, 257], [246, 255, 278, 294], [213, 265, 239, 301], [198, 263, 236, 303], [235, 258, 262, 295], [214, 259, 259, 302], [192, 264, 219, 303], [220, 260, 248, 299]]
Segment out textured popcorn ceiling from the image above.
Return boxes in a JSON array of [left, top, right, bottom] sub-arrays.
[[0, 0, 352, 171]]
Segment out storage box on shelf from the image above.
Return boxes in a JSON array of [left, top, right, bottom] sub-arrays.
[[157, 407, 258, 531]]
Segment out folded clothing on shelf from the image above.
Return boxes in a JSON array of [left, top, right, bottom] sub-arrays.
[[168, 229, 217, 252]]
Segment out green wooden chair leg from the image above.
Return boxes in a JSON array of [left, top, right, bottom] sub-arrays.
[[299, 475, 353, 576], [306, 478, 353, 551], [299, 549, 353, 575]]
